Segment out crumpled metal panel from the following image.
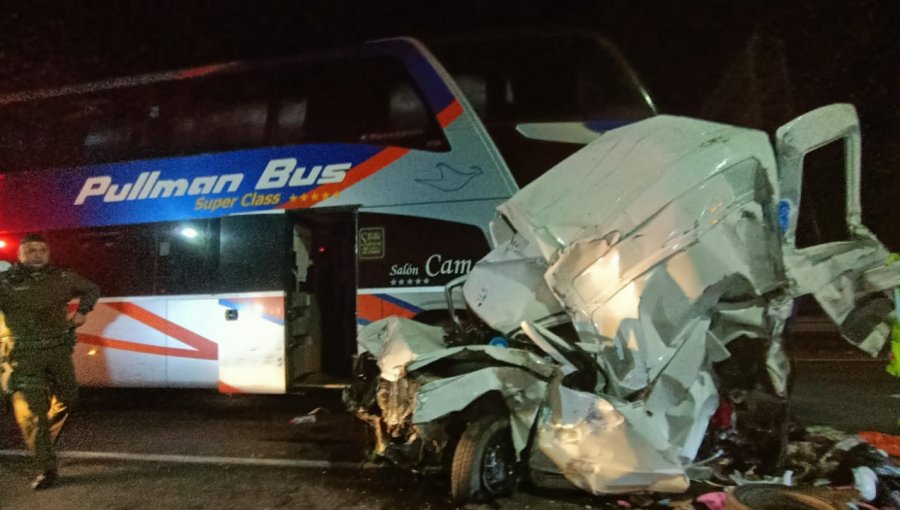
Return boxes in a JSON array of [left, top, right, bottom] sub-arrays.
[[455, 110, 893, 492], [775, 104, 900, 356], [361, 106, 900, 497], [414, 366, 547, 455], [536, 383, 690, 494], [785, 241, 900, 355], [462, 231, 564, 334], [407, 343, 555, 378], [474, 117, 785, 399], [360, 316, 555, 454], [357, 317, 447, 382], [496, 117, 778, 265]]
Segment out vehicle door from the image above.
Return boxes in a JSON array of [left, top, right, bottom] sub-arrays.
[[776, 103, 900, 354]]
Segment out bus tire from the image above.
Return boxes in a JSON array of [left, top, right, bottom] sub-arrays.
[[450, 414, 517, 504]]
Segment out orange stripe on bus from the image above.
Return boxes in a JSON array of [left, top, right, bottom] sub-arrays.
[[101, 301, 219, 360], [356, 294, 383, 322], [77, 333, 217, 360], [279, 146, 410, 210], [381, 299, 417, 319], [437, 100, 462, 128], [217, 381, 243, 394]]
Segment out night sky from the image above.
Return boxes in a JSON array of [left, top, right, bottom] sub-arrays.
[[1, 0, 899, 244]]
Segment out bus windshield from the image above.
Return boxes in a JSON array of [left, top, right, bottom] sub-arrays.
[[431, 31, 657, 185]]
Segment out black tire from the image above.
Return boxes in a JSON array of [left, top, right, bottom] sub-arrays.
[[450, 415, 517, 504]]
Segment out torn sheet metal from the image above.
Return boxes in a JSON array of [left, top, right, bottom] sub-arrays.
[[468, 116, 789, 402], [463, 231, 564, 334], [536, 382, 689, 494], [359, 105, 900, 498], [357, 316, 447, 382], [413, 366, 547, 454], [407, 343, 555, 378], [776, 104, 900, 355], [787, 243, 899, 355]]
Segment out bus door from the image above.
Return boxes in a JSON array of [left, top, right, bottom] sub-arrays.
[[287, 207, 358, 388]]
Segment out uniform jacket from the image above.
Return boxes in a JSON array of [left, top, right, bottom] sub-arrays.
[[0, 263, 100, 353]]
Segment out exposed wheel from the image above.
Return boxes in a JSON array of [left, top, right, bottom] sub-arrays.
[[450, 415, 517, 504]]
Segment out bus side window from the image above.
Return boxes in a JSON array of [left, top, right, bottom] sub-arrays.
[[149, 73, 271, 157], [0, 89, 144, 170], [75, 92, 141, 165], [388, 83, 430, 134], [0, 102, 40, 171], [155, 221, 218, 295], [450, 74, 489, 119], [272, 99, 308, 145], [216, 214, 286, 293], [272, 57, 448, 151], [46, 226, 157, 297]]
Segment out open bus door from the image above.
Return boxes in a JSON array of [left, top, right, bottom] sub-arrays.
[[287, 208, 358, 389]]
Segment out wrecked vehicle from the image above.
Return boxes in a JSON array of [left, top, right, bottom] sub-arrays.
[[346, 104, 900, 503]]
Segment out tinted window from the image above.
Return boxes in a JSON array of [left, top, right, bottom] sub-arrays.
[[216, 214, 286, 292], [45, 225, 157, 297], [357, 213, 490, 288], [271, 56, 448, 151], [155, 220, 219, 295], [26, 215, 286, 297], [431, 34, 655, 187], [151, 73, 272, 157], [0, 88, 148, 171], [0, 54, 449, 172], [431, 35, 653, 125]]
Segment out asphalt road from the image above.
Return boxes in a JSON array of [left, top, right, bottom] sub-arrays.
[[1, 349, 898, 510]]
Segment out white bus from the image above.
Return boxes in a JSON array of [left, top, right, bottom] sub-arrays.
[[0, 34, 655, 393]]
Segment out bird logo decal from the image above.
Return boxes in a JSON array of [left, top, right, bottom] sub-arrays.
[[415, 163, 483, 192]]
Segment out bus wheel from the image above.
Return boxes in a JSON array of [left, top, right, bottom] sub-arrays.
[[450, 415, 517, 504]]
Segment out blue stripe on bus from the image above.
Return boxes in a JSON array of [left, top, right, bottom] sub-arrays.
[[365, 39, 456, 114], [584, 119, 638, 132], [374, 293, 424, 314], [0, 143, 385, 232]]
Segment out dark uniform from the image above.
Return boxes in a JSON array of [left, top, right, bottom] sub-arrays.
[[0, 262, 100, 476]]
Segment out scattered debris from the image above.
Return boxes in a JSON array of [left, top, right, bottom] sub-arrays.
[[289, 407, 329, 425], [858, 431, 900, 457], [695, 491, 727, 510]]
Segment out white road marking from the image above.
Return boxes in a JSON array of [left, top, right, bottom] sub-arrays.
[[0, 449, 380, 469], [793, 358, 885, 362]]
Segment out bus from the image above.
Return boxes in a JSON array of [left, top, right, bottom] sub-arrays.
[[0, 35, 655, 393]]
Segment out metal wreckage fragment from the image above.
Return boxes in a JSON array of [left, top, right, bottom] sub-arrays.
[[347, 104, 900, 498]]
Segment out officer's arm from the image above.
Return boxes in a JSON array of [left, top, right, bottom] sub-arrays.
[[0, 275, 8, 313], [66, 272, 101, 315]]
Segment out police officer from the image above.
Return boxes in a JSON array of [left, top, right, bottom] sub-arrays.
[[0, 233, 100, 490]]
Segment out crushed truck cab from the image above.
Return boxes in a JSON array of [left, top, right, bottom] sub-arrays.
[[347, 104, 900, 503]]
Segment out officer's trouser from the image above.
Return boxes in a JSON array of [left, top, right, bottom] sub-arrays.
[[6, 345, 78, 472]]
